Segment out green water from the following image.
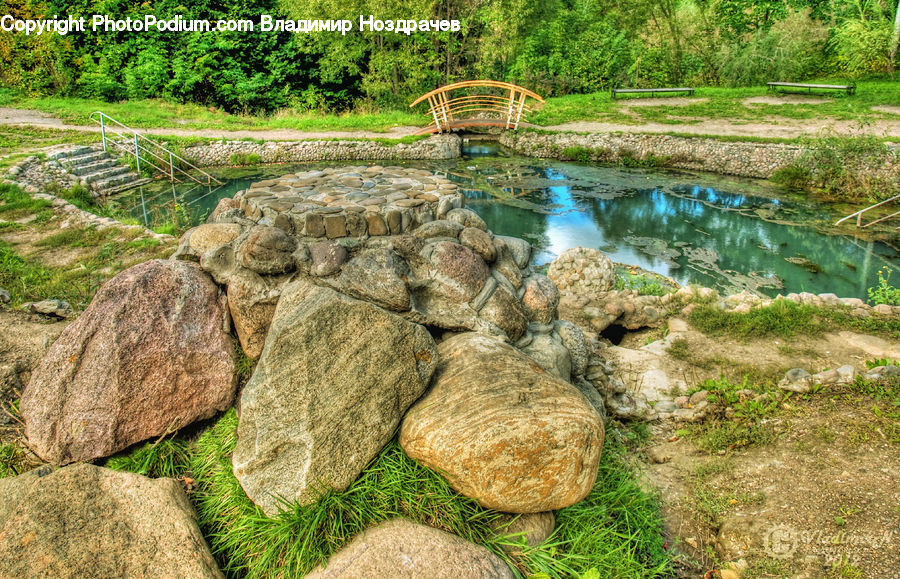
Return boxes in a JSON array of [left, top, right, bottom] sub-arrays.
[[111, 147, 898, 300]]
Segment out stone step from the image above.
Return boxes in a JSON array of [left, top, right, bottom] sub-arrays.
[[46, 146, 97, 161], [83, 165, 132, 184], [97, 177, 154, 197], [61, 150, 112, 167], [91, 171, 144, 191], [66, 158, 120, 176]]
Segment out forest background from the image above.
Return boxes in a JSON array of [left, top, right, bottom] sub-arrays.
[[1, 0, 899, 115]]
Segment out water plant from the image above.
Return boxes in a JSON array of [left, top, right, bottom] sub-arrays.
[[868, 267, 900, 306]]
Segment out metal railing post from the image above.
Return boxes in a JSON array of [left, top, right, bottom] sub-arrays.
[[134, 133, 141, 173], [100, 115, 107, 152], [169, 152, 175, 183]]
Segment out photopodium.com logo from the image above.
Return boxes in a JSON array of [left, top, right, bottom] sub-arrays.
[[763, 523, 895, 561], [763, 525, 798, 559]]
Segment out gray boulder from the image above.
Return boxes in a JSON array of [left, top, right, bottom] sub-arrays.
[[237, 225, 297, 274], [306, 519, 512, 578], [333, 248, 411, 311], [22, 260, 235, 465], [232, 279, 438, 515], [0, 464, 221, 578]]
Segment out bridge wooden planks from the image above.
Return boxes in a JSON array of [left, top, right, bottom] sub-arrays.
[[410, 80, 544, 134]]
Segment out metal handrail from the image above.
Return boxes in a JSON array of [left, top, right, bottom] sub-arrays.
[[89, 111, 223, 186], [835, 194, 900, 228]]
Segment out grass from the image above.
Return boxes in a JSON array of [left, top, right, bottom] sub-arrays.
[[0, 182, 51, 219], [106, 435, 192, 479], [189, 410, 672, 578], [3, 80, 898, 139], [689, 300, 900, 340], [0, 89, 422, 133], [531, 80, 900, 126], [0, 225, 172, 309], [684, 376, 781, 453], [0, 440, 29, 478]]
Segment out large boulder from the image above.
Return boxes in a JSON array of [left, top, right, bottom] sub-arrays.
[[236, 225, 297, 274], [521, 275, 559, 324], [21, 260, 235, 465], [333, 248, 411, 311], [400, 333, 604, 513], [232, 279, 438, 515], [227, 269, 281, 360], [0, 464, 221, 578], [547, 247, 617, 294], [306, 519, 513, 579], [429, 241, 489, 303]]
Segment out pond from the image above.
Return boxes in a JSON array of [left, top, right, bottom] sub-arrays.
[[109, 143, 899, 301]]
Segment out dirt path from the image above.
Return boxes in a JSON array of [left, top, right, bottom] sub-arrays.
[[0, 108, 421, 140], [5, 106, 900, 140], [604, 322, 900, 578], [547, 118, 900, 139]]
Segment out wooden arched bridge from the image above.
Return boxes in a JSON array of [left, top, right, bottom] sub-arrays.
[[410, 80, 544, 135]]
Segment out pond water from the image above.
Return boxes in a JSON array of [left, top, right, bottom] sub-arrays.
[[110, 143, 899, 300]]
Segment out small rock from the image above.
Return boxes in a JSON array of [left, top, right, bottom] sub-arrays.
[[491, 512, 555, 553], [459, 227, 496, 262], [23, 299, 72, 319], [645, 445, 672, 464], [0, 287, 10, 304], [689, 390, 709, 405], [836, 365, 856, 384], [778, 368, 812, 393], [674, 395, 690, 409], [309, 240, 348, 277]]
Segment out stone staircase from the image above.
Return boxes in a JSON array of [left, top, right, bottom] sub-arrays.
[[50, 146, 153, 197]]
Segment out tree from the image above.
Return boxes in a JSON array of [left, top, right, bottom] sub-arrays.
[[891, 0, 900, 67]]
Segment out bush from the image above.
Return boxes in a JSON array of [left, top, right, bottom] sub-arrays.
[[228, 153, 261, 166]]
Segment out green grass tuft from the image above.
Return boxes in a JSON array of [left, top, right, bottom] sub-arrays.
[[0, 183, 51, 219], [689, 300, 900, 340], [189, 410, 672, 578], [106, 436, 192, 479]]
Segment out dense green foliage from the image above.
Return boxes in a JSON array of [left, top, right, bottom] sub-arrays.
[[2, 0, 898, 112], [188, 409, 671, 578]]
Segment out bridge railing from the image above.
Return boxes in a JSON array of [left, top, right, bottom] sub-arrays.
[[410, 80, 544, 134]]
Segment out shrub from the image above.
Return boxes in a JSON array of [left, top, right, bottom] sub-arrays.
[[229, 152, 261, 166]]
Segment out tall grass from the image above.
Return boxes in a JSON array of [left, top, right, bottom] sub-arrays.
[[188, 409, 672, 578]]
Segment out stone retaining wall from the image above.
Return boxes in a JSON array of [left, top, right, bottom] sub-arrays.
[[500, 131, 804, 179], [181, 134, 461, 166]]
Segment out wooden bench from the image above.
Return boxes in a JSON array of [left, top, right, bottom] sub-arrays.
[[767, 82, 856, 96], [611, 87, 694, 99]]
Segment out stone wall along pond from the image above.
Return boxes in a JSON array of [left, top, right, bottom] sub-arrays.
[[181, 134, 461, 166]]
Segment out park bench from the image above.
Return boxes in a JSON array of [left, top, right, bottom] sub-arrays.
[[611, 87, 694, 99], [766, 82, 856, 96]]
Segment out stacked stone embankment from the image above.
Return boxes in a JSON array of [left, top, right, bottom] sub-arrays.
[[181, 134, 461, 166], [501, 131, 803, 178]]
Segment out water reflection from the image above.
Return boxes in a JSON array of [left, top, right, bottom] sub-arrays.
[[110, 154, 899, 300]]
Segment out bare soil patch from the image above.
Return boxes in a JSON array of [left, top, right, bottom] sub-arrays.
[[549, 118, 900, 139], [618, 97, 710, 108], [604, 320, 900, 577], [743, 95, 832, 106], [872, 105, 900, 116]]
